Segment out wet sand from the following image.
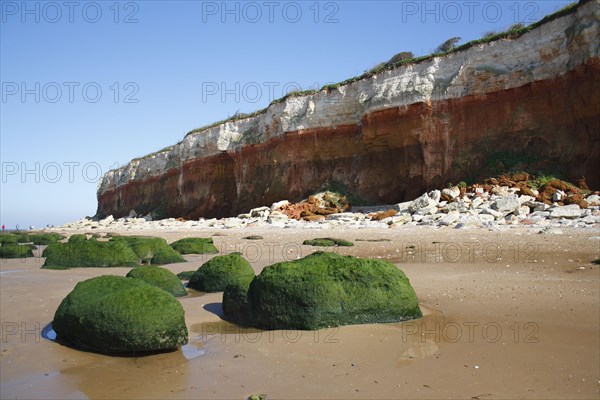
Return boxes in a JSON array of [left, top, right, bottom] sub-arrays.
[[1, 226, 599, 399]]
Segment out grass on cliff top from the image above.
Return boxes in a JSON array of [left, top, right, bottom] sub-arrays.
[[125, 0, 583, 164]]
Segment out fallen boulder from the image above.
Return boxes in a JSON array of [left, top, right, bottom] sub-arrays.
[[110, 236, 185, 265], [126, 266, 188, 297], [53, 275, 188, 354], [188, 253, 255, 293], [42, 240, 139, 270], [224, 252, 422, 330]]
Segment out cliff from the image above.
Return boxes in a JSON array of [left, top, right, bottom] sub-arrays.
[[97, 0, 600, 220]]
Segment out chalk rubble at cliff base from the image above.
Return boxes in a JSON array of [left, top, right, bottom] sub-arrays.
[[59, 186, 600, 234]]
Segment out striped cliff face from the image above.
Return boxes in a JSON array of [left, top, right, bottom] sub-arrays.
[[96, 1, 600, 220]]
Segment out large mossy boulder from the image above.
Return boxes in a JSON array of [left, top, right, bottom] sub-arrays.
[[110, 236, 185, 265], [42, 240, 139, 269], [0, 243, 35, 258], [188, 253, 255, 293], [224, 252, 422, 330], [170, 238, 219, 255], [126, 266, 188, 297], [53, 275, 188, 354], [222, 275, 254, 320]]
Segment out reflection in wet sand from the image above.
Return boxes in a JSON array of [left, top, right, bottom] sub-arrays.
[[61, 348, 192, 399]]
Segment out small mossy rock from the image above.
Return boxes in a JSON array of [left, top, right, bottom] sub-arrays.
[[53, 275, 188, 354], [42, 240, 139, 269], [111, 236, 184, 265], [303, 238, 354, 247], [224, 252, 421, 330], [176, 271, 195, 281], [24, 233, 64, 245], [0, 243, 34, 258], [126, 266, 188, 297], [170, 238, 219, 255], [188, 253, 255, 293], [0, 234, 24, 244], [243, 235, 264, 240], [68, 234, 88, 243]]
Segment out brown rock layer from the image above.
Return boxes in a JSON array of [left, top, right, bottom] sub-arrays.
[[97, 61, 600, 219]]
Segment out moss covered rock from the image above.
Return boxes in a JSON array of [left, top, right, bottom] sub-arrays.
[[224, 252, 421, 330], [42, 240, 139, 269], [18, 232, 64, 245], [110, 236, 185, 265], [68, 234, 88, 243], [0, 243, 35, 258], [53, 275, 188, 354], [126, 266, 188, 297], [222, 275, 254, 320], [170, 238, 219, 254], [303, 237, 354, 247], [188, 253, 255, 292], [0, 234, 24, 244], [176, 271, 195, 280]]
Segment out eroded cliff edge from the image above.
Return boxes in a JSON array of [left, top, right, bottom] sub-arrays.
[[97, 1, 600, 219]]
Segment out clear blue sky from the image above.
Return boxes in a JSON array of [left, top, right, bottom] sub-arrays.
[[0, 0, 573, 228]]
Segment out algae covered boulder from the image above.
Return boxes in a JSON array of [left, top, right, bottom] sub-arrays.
[[303, 237, 354, 247], [224, 252, 421, 330], [188, 253, 255, 292], [0, 234, 24, 244], [126, 266, 188, 297], [176, 270, 195, 281], [19, 232, 64, 245], [110, 236, 185, 265], [0, 243, 35, 258], [42, 240, 138, 269], [53, 275, 188, 354], [68, 234, 88, 243], [170, 238, 219, 255], [222, 275, 254, 321]]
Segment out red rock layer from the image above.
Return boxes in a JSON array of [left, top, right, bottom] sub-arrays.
[[97, 61, 600, 219]]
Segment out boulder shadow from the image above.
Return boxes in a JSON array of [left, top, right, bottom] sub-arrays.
[[42, 322, 179, 358], [203, 302, 224, 318]]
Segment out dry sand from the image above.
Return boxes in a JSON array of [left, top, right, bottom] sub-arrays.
[[1, 226, 599, 399]]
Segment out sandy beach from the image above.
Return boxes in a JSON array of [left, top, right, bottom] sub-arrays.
[[1, 225, 598, 399]]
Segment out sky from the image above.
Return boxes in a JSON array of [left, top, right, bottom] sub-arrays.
[[0, 0, 574, 229]]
